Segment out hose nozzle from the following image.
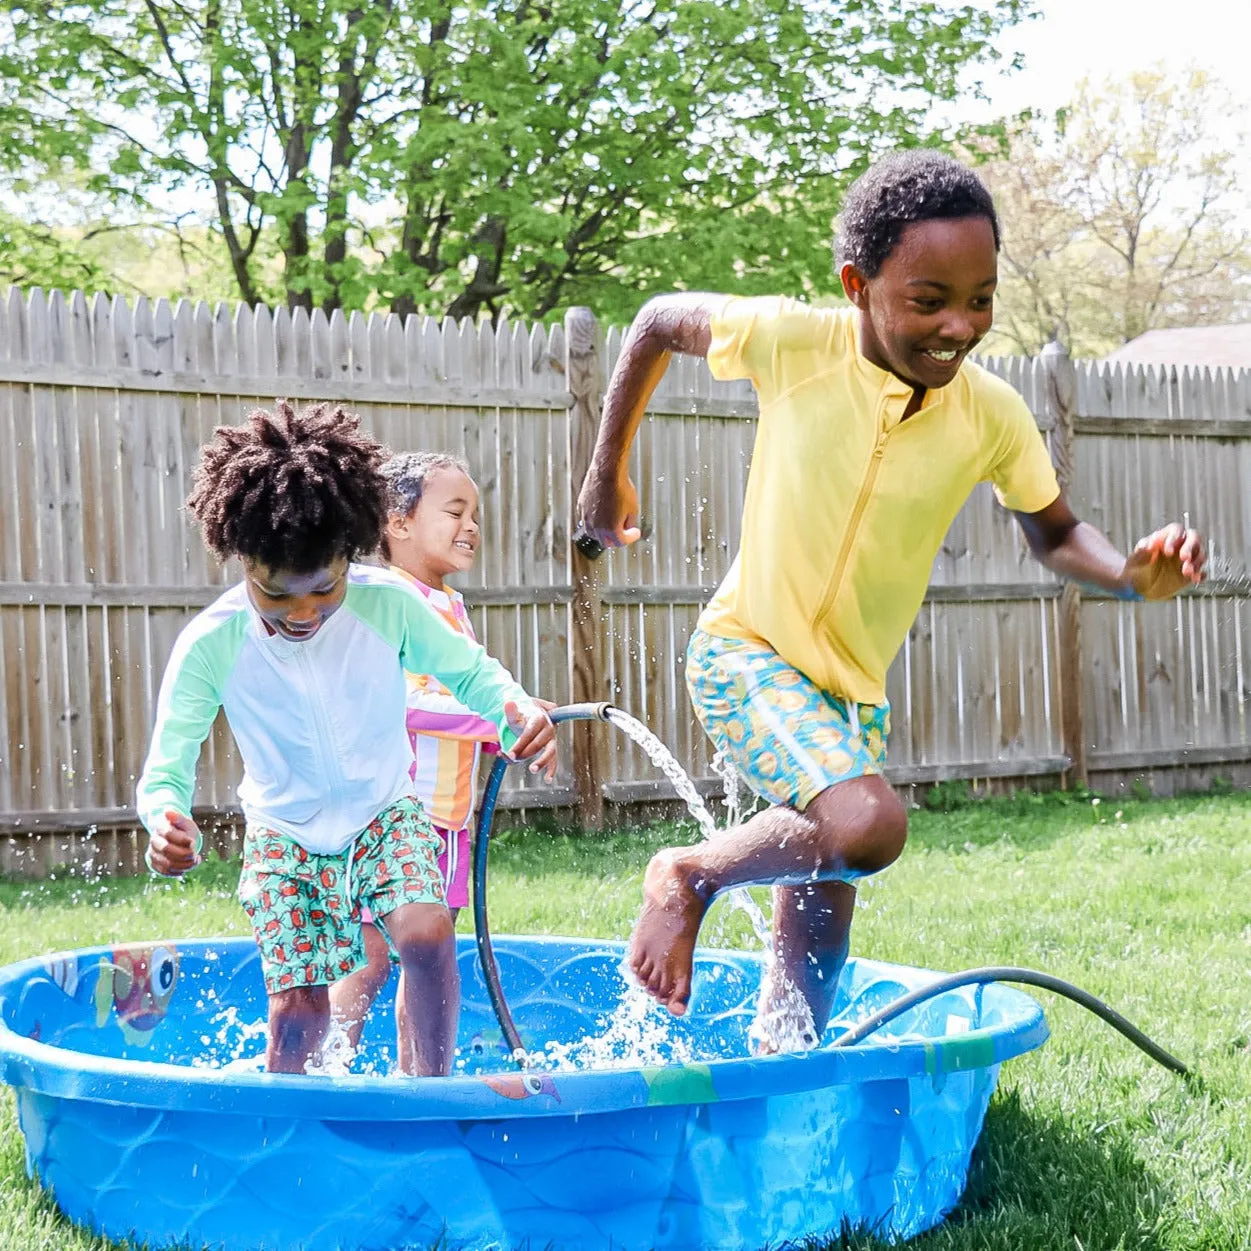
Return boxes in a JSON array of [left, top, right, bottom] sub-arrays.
[[572, 525, 604, 561], [549, 702, 615, 724]]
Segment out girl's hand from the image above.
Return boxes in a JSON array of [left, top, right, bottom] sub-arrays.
[[1123, 523, 1206, 601], [576, 468, 643, 552], [146, 809, 203, 876], [504, 700, 559, 782]]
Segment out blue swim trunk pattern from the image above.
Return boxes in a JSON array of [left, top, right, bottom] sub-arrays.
[[685, 628, 890, 811]]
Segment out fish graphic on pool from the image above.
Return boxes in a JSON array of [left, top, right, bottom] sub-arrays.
[[94, 943, 179, 1046], [480, 1072, 561, 1102]]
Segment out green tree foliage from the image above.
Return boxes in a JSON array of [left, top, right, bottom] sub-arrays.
[[976, 69, 1251, 357], [0, 212, 249, 303], [0, 210, 110, 291], [0, 0, 1028, 321]]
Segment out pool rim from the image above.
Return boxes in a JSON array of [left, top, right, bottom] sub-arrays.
[[0, 935, 1049, 1122]]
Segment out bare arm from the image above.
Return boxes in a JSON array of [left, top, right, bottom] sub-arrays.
[[576, 293, 723, 552], [1015, 496, 1205, 598]]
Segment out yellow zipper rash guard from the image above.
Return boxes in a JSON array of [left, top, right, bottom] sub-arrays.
[[699, 297, 1061, 706]]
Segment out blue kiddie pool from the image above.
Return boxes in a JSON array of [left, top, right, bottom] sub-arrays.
[[0, 933, 1048, 1250]]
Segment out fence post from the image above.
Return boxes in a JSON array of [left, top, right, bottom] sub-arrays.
[[565, 307, 608, 828], [1042, 338, 1088, 788]]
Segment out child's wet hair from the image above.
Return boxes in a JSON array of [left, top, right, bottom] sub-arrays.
[[835, 150, 1000, 279], [378, 451, 473, 561], [186, 399, 387, 573]]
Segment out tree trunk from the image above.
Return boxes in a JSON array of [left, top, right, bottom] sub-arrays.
[[446, 217, 509, 321]]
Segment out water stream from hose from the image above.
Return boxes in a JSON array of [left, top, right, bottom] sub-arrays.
[[603, 707, 818, 1051]]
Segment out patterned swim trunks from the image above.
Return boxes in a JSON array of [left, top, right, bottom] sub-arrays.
[[685, 628, 890, 812], [237, 796, 447, 995], [359, 822, 471, 927]]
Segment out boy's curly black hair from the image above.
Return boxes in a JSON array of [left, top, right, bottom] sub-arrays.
[[186, 399, 387, 573], [835, 150, 1000, 279]]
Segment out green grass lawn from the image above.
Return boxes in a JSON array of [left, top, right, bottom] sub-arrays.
[[1, 790, 1249, 1251]]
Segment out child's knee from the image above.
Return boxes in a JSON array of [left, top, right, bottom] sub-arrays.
[[811, 777, 908, 877], [389, 903, 455, 956], [268, 985, 329, 1030]]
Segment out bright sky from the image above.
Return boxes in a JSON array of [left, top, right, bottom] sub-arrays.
[[965, 0, 1249, 120]]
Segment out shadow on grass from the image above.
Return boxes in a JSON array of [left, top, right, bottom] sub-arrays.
[[809, 1087, 1172, 1251]]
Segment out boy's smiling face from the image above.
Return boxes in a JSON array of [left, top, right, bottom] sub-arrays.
[[244, 556, 349, 641], [842, 215, 998, 393]]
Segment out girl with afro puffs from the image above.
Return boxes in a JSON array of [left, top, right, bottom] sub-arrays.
[[138, 401, 556, 1075], [577, 150, 1207, 1048]]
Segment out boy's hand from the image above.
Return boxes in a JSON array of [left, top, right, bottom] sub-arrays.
[[504, 700, 558, 782], [1123, 523, 1206, 601], [146, 809, 202, 877], [576, 468, 643, 553]]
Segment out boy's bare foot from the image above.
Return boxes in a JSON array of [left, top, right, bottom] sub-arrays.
[[628, 849, 709, 1016]]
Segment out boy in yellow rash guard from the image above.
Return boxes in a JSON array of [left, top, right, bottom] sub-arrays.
[[577, 151, 1207, 1039]]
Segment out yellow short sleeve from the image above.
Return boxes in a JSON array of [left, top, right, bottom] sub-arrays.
[[707, 296, 769, 384], [988, 391, 1062, 514], [707, 295, 841, 393]]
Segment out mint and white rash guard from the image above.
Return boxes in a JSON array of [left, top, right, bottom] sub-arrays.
[[136, 564, 533, 855]]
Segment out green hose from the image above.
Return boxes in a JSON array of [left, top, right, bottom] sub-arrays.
[[830, 965, 1192, 1078]]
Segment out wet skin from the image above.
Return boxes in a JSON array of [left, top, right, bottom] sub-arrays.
[[593, 223, 1000, 1025], [244, 556, 350, 642], [578, 210, 1207, 1028]]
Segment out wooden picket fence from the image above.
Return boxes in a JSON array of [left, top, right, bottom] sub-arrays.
[[0, 287, 1248, 876]]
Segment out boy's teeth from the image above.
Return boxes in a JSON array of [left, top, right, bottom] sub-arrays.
[[928, 349, 958, 361]]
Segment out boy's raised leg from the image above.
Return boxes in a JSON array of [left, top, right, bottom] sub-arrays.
[[383, 902, 459, 1076], [630, 774, 906, 1018], [266, 986, 332, 1073]]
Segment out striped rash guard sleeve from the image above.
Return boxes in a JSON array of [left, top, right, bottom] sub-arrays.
[[406, 676, 501, 744]]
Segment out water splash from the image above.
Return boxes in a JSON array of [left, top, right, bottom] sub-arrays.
[[525, 963, 700, 1072], [603, 708, 769, 944], [1206, 548, 1251, 593], [307, 1017, 357, 1077], [603, 707, 818, 1054], [603, 708, 719, 839], [189, 1004, 268, 1071], [748, 961, 819, 1054]]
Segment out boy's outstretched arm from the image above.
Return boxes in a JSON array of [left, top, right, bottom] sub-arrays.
[[1015, 496, 1206, 599], [577, 294, 723, 552]]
